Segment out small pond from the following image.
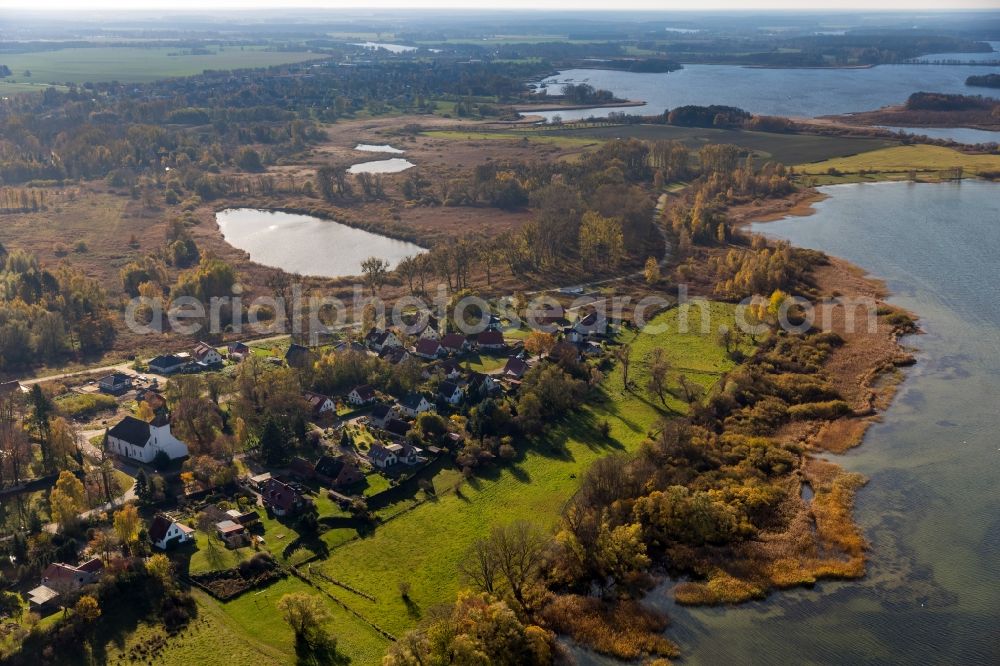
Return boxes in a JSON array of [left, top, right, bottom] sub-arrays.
[[216, 208, 424, 278], [347, 158, 415, 174], [354, 143, 405, 154]]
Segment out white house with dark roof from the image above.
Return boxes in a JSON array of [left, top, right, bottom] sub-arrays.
[[303, 391, 336, 416], [398, 393, 432, 418], [438, 381, 464, 405], [149, 514, 195, 550], [98, 372, 133, 395], [365, 328, 402, 353], [368, 442, 398, 469], [414, 338, 444, 360], [106, 415, 188, 463], [347, 384, 377, 406]]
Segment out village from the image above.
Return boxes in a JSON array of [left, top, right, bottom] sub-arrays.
[[0, 303, 620, 628]]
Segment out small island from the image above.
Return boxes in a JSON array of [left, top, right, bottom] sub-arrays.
[[966, 73, 1000, 89]]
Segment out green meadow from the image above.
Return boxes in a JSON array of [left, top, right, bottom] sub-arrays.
[[0, 46, 323, 86]]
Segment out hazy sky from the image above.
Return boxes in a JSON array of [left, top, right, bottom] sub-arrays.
[[3, 0, 998, 11]]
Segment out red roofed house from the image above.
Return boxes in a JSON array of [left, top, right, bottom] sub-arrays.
[[303, 391, 336, 417], [28, 558, 104, 608], [476, 330, 506, 351], [414, 338, 444, 360], [502, 356, 530, 380], [440, 333, 469, 354], [149, 513, 195, 550], [192, 342, 224, 367], [261, 478, 307, 517]]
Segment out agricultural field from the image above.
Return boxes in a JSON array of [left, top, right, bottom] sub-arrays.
[[0, 46, 323, 86], [797, 144, 1000, 183]]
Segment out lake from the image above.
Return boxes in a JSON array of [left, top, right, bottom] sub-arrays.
[[879, 126, 999, 146], [620, 181, 1000, 665], [912, 41, 1000, 63], [351, 41, 417, 53], [533, 64, 996, 123], [354, 143, 405, 154], [347, 158, 415, 174], [215, 209, 424, 278]]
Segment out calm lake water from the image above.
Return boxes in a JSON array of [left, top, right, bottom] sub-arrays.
[[620, 181, 1000, 666], [912, 41, 1000, 63], [879, 126, 999, 146], [354, 143, 405, 154], [347, 158, 415, 174], [534, 64, 995, 124], [351, 41, 417, 53], [216, 208, 424, 278]]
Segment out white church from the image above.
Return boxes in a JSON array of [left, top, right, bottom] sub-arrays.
[[106, 414, 188, 464]]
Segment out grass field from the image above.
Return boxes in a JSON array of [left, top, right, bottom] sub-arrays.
[[424, 129, 600, 150], [0, 46, 323, 85], [797, 144, 1000, 183], [541, 124, 899, 166]]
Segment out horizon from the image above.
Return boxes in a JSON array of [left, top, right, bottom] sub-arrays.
[[3, 1, 1000, 14]]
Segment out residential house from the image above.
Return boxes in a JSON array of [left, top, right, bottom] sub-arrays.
[[0, 380, 25, 396], [416, 315, 441, 340], [247, 472, 272, 491], [137, 388, 167, 414], [333, 340, 367, 354], [261, 478, 306, 517], [106, 414, 188, 464], [380, 346, 410, 365], [414, 338, 444, 360], [303, 391, 336, 417], [28, 558, 104, 608], [467, 372, 500, 401], [476, 330, 506, 351], [148, 353, 191, 375], [502, 356, 530, 380], [439, 333, 469, 355], [215, 520, 250, 548], [314, 455, 364, 488], [149, 514, 195, 550], [384, 418, 412, 440], [285, 344, 314, 368], [368, 442, 397, 469], [573, 311, 608, 338], [365, 327, 401, 353], [289, 456, 317, 481], [370, 403, 394, 429], [225, 508, 260, 526], [438, 381, 464, 406], [347, 384, 377, 406], [398, 393, 432, 418], [396, 442, 422, 465], [192, 342, 224, 368], [98, 372, 133, 396], [227, 341, 251, 361]]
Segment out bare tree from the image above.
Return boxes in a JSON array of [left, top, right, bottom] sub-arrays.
[[646, 348, 672, 405], [361, 256, 390, 297]]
